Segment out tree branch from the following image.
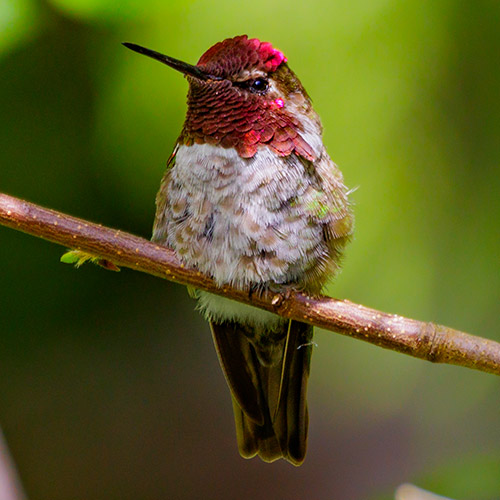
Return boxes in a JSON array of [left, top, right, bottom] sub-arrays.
[[0, 427, 27, 500], [1, 192, 499, 376]]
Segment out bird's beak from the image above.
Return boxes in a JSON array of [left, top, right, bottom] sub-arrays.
[[122, 42, 222, 81]]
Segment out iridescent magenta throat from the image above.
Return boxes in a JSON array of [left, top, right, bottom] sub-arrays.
[[179, 81, 315, 161]]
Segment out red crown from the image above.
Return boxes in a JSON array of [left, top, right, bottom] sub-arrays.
[[197, 35, 287, 77]]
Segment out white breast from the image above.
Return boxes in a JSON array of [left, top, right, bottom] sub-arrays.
[[162, 144, 326, 285], [156, 143, 328, 328]]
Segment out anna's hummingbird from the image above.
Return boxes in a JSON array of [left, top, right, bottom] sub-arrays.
[[124, 35, 353, 466]]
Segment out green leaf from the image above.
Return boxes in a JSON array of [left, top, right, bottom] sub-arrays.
[[60, 250, 83, 265], [60, 250, 120, 272]]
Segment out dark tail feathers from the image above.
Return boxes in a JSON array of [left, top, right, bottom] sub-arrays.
[[210, 320, 313, 466]]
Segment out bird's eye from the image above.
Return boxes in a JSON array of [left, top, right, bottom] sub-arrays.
[[249, 78, 269, 93]]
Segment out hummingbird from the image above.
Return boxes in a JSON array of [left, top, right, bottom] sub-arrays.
[[123, 35, 353, 466]]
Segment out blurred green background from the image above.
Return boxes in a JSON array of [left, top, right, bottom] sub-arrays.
[[1, 0, 499, 499]]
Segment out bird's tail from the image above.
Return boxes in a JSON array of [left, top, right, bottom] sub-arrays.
[[209, 319, 313, 466]]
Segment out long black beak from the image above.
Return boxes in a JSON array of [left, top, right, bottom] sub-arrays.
[[122, 42, 222, 81]]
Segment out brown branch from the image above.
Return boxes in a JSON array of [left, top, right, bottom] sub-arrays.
[[0, 427, 27, 500], [1, 192, 500, 376]]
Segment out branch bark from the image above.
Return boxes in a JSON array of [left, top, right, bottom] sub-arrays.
[[1, 192, 499, 376], [0, 428, 27, 500]]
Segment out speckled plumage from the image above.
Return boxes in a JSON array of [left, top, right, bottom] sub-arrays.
[[131, 35, 353, 465], [153, 143, 350, 291]]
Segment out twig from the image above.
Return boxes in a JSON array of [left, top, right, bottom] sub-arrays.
[[1, 192, 499, 376], [395, 483, 453, 500], [0, 428, 27, 500]]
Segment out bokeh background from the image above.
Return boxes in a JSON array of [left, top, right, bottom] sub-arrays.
[[1, 0, 499, 499]]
